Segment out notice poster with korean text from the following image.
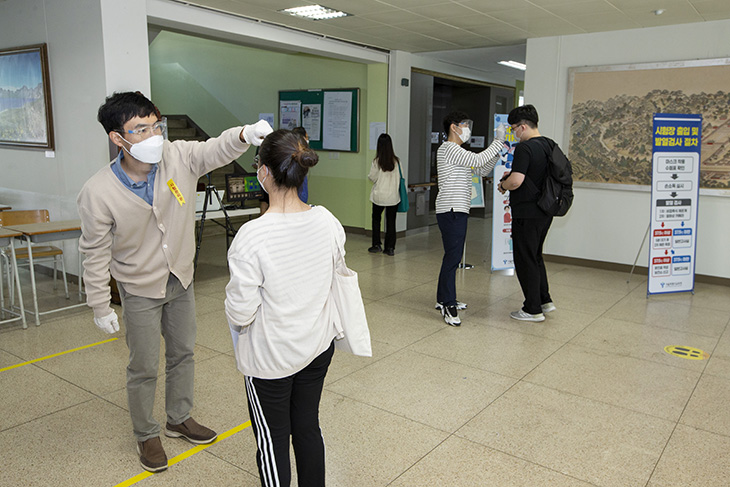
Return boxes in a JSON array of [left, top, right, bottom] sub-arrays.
[[323, 91, 352, 151], [647, 113, 701, 295], [280, 100, 301, 130], [491, 114, 516, 271]]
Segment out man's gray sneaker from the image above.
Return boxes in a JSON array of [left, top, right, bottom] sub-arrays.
[[510, 309, 545, 322]]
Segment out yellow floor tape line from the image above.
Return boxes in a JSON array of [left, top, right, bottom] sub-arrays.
[[115, 421, 252, 487], [0, 337, 119, 373]]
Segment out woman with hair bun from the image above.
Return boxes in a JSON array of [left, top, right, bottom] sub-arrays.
[[225, 129, 345, 487]]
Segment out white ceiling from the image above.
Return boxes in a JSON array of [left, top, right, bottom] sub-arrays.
[[170, 0, 730, 53]]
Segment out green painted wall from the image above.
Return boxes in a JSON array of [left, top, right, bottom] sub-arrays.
[[149, 31, 388, 229]]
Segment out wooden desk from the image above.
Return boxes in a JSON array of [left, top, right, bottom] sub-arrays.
[[0, 228, 26, 328], [4, 220, 84, 326]]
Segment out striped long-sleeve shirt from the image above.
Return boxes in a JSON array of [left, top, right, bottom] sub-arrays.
[[435, 138, 503, 214]]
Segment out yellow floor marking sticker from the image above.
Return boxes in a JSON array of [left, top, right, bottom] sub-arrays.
[[0, 337, 119, 373], [664, 345, 709, 360], [115, 421, 252, 487]]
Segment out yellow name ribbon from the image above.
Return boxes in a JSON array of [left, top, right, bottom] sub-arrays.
[[167, 179, 185, 206]]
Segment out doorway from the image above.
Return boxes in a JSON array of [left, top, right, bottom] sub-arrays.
[[407, 71, 515, 231]]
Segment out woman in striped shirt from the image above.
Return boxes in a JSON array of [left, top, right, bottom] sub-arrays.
[[435, 111, 506, 326]]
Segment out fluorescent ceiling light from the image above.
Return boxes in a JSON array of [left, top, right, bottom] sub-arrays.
[[498, 60, 527, 71], [280, 5, 350, 20]]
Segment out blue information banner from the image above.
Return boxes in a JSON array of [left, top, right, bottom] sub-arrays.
[[491, 114, 516, 271], [647, 113, 701, 295]]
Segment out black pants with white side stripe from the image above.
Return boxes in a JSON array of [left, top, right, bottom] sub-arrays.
[[245, 341, 335, 487]]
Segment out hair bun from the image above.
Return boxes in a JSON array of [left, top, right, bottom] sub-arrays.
[[293, 147, 319, 168]]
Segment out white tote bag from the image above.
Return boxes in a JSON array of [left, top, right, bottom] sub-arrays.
[[329, 219, 372, 357]]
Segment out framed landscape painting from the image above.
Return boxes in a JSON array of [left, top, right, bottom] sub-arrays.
[[0, 43, 54, 149], [566, 58, 730, 192]]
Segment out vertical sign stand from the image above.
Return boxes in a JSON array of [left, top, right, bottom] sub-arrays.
[[647, 113, 701, 296], [491, 114, 516, 274]]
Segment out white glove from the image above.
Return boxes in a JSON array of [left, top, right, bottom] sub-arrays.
[[94, 311, 120, 334], [243, 120, 274, 146], [495, 123, 507, 141]]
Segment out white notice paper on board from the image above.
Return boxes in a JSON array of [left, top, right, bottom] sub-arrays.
[[302, 104, 321, 141], [280, 100, 301, 130], [369, 122, 386, 150], [323, 91, 352, 151]]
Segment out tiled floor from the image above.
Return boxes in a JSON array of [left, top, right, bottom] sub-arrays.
[[1, 217, 729, 486]]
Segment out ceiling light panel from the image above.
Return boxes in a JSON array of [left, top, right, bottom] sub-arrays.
[[280, 5, 350, 20]]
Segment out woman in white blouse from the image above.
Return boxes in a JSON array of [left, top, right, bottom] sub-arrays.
[[368, 133, 402, 256], [225, 129, 344, 487]]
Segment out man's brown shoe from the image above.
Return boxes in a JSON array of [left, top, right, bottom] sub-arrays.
[[165, 417, 217, 445], [136, 436, 168, 473]]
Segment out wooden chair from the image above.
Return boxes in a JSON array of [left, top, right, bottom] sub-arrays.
[[0, 210, 69, 303]]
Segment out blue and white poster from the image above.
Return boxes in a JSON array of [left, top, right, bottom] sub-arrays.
[[470, 171, 485, 208], [491, 114, 517, 271], [647, 113, 701, 295]]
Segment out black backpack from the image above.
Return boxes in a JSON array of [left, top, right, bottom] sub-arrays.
[[536, 138, 574, 217]]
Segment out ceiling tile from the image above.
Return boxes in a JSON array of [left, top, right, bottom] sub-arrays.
[[456, 0, 536, 14], [406, 2, 479, 18], [464, 22, 530, 38], [170, 0, 730, 53], [605, 0, 688, 10], [563, 10, 640, 31], [526, 0, 608, 6], [228, 0, 297, 9], [543, 0, 619, 16], [377, 0, 449, 8], [691, 0, 730, 15], [524, 18, 586, 36], [359, 9, 427, 24], [323, 16, 386, 30], [439, 14, 514, 29], [622, 5, 704, 27]]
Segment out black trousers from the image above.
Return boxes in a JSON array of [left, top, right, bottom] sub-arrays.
[[436, 210, 469, 306], [512, 216, 553, 315], [372, 203, 398, 250], [245, 342, 335, 487]]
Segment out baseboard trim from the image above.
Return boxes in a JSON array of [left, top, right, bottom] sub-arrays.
[[544, 254, 730, 287]]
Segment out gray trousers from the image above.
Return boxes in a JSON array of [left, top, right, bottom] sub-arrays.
[[117, 274, 196, 442]]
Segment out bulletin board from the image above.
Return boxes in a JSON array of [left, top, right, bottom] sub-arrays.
[[278, 88, 360, 152]]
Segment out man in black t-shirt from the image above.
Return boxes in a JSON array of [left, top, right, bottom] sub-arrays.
[[498, 105, 556, 322]]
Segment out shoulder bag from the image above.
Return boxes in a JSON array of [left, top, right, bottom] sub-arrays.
[[397, 162, 409, 213], [328, 216, 372, 357]]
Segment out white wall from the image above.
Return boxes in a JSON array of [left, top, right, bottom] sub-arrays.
[[0, 0, 151, 274], [525, 19, 730, 279]]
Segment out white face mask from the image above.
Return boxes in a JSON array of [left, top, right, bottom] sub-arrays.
[[121, 134, 164, 164], [257, 166, 269, 194], [458, 126, 471, 144]]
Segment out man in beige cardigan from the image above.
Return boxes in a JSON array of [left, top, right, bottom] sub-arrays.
[[77, 91, 272, 473]]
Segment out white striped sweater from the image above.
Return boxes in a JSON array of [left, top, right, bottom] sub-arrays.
[[225, 205, 343, 379], [435, 139, 503, 214]]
